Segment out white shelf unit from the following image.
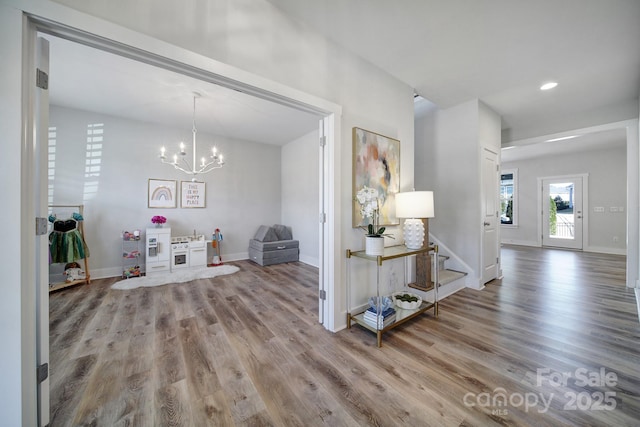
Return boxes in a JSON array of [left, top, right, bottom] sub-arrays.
[[122, 232, 143, 278]]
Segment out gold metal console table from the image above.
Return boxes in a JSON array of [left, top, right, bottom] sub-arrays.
[[346, 244, 439, 347]]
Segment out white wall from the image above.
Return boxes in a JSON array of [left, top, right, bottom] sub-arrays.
[[415, 99, 501, 285], [281, 130, 319, 266], [479, 102, 502, 153], [50, 105, 284, 276], [501, 145, 627, 254]]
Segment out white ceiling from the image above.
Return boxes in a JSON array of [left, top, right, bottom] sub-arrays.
[[501, 129, 627, 163], [46, 1, 639, 159], [46, 35, 322, 146], [267, 0, 639, 134], [269, 0, 638, 160]]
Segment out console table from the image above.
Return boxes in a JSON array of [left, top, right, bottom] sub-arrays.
[[346, 244, 439, 347]]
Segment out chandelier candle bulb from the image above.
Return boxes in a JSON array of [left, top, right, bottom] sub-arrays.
[[179, 142, 185, 154], [160, 146, 166, 158]]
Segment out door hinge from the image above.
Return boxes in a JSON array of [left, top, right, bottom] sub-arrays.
[[37, 363, 49, 383], [319, 212, 326, 223], [319, 289, 326, 300], [496, 257, 499, 263], [36, 68, 48, 90], [319, 136, 326, 147], [496, 165, 499, 172], [36, 217, 48, 236]]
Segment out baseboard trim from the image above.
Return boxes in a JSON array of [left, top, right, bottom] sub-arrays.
[[299, 254, 319, 267], [92, 251, 317, 280], [90, 267, 121, 280], [466, 276, 485, 290], [584, 246, 627, 256], [501, 241, 627, 256], [500, 239, 539, 247]]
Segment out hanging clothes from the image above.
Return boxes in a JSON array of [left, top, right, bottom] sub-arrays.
[[49, 212, 90, 263]]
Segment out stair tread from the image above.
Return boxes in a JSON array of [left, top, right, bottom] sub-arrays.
[[436, 269, 467, 285], [408, 269, 467, 292]]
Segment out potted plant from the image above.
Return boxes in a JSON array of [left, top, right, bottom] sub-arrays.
[[151, 215, 167, 228], [356, 186, 387, 255]]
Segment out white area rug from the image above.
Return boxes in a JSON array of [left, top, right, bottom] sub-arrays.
[[112, 265, 240, 290]]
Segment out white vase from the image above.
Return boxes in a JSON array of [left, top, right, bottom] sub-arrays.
[[365, 236, 385, 256]]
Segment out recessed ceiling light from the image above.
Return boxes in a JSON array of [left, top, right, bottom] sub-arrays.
[[545, 135, 578, 142], [540, 82, 558, 91]]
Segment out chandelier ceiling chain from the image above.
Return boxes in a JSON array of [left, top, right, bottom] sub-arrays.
[[159, 92, 225, 180]]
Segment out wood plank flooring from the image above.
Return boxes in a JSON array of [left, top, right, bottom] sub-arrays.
[[49, 246, 640, 426]]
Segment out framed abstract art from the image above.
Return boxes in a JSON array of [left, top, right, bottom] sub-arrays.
[[352, 127, 400, 227]]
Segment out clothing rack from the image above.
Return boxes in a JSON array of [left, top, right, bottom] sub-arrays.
[[48, 204, 91, 292]]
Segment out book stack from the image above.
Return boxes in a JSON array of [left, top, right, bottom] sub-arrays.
[[363, 306, 396, 329]]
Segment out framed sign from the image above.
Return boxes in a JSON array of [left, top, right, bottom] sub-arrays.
[[148, 179, 177, 208], [181, 181, 206, 208], [352, 127, 400, 227]]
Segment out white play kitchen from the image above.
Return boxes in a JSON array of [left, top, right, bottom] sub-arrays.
[[145, 228, 208, 276], [170, 233, 207, 270]]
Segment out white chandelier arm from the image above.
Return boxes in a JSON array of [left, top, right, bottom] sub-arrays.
[[160, 157, 224, 176], [160, 158, 191, 175], [197, 162, 225, 174], [160, 156, 192, 173]]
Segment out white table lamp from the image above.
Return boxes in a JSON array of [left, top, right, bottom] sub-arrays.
[[395, 191, 434, 249]]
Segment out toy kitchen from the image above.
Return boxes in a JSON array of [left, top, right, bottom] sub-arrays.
[[170, 233, 207, 270], [145, 228, 209, 275]]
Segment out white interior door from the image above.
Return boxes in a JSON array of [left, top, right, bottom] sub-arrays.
[[35, 35, 51, 427], [482, 148, 499, 283], [542, 176, 584, 249]]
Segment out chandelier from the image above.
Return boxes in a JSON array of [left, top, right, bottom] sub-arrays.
[[160, 92, 224, 180]]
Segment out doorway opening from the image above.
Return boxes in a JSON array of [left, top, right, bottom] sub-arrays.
[[540, 175, 586, 250], [31, 22, 338, 317], [26, 15, 341, 426]]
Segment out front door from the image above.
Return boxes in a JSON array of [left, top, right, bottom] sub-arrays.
[[542, 176, 584, 250], [482, 148, 499, 283]]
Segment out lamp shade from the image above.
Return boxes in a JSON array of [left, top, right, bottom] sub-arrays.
[[395, 191, 434, 218]]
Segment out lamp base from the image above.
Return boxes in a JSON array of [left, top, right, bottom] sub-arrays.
[[403, 218, 425, 249]]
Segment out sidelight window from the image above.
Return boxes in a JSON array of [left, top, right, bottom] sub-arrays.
[[500, 169, 517, 226]]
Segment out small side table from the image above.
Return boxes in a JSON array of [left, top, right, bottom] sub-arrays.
[[346, 244, 439, 347]]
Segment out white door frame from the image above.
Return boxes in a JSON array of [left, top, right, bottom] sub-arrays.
[[25, 16, 343, 332], [18, 10, 344, 423], [34, 35, 51, 427], [537, 174, 589, 249]]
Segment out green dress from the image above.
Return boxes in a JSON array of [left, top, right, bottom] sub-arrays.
[[49, 213, 90, 263]]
